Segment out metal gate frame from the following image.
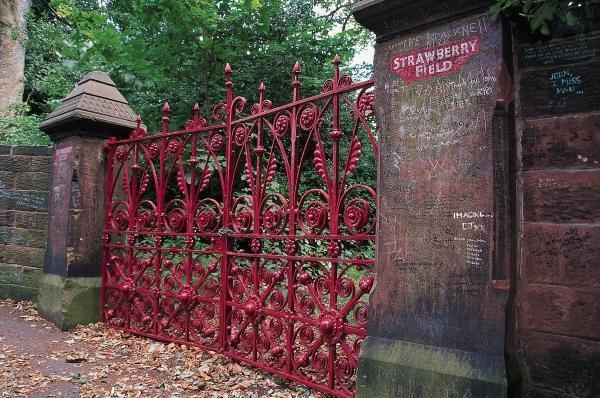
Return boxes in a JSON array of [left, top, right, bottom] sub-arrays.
[[101, 56, 376, 397]]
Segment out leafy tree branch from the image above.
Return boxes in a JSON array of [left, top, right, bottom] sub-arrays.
[[491, 0, 600, 35]]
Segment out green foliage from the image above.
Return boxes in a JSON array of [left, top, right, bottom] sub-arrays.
[[491, 0, 600, 35], [17, 0, 371, 145], [0, 103, 52, 146], [16, 2, 377, 264], [24, 9, 83, 115], [26, 0, 371, 130]]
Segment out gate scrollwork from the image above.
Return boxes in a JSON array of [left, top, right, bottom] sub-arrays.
[[102, 56, 376, 397]]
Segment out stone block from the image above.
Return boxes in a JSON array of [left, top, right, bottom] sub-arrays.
[[520, 60, 600, 118], [37, 274, 102, 330], [11, 229, 28, 246], [4, 246, 45, 268], [0, 156, 29, 172], [21, 266, 41, 288], [0, 191, 49, 212], [0, 263, 22, 284], [14, 172, 51, 192], [0, 227, 11, 245], [517, 34, 600, 70], [522, 224, 600, 289], [0, 198, 13, 210], [29, 157, 52, 172], [0, 228, 28, 246], [529, 388, 580, 398], [7, 284, 38, 301], [523, 170, 600, 223], [522, 114, 600, 171], [0, 146, 11, 155], [0, 227, 28, 246], [0, 283, 8, 298], [11, 146, 53, 156], [357, 337, 507, 397], [0, 171, 14, 189], [0, 210, 14, 226], [14, 212, 48, 229], [28, 230, 47, 248], [519, 284, 600, 340], [519, 331, 600, 397]]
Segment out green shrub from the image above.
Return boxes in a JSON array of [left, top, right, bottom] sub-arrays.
[[0, 103, 52, 146]]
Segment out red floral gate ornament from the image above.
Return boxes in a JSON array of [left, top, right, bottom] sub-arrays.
[[101, 56, 377, 397]]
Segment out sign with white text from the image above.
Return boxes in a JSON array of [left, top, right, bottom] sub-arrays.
[[389, 35, 480, 83]]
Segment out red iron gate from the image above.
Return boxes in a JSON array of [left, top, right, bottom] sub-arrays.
[[101, 56, 376, 397]]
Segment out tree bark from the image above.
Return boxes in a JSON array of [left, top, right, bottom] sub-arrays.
[[0, 0, 32, 117]]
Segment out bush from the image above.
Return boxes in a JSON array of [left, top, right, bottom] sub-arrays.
[[0, 103, 52, 146]]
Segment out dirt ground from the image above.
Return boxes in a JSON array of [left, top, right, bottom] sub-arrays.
[[0, 300, 322, 398]]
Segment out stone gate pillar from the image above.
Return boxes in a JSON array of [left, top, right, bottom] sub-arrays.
[[38, 72, 137, 330], [353, 1, 513, 396]]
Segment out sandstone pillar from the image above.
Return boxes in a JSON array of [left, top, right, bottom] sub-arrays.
[[353, 1, 514, 396], [37, 72, 137, 330]]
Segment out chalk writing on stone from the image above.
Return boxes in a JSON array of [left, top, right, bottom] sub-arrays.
[[372, 14, 508, 353], [0, 189, 48, 211], [526, 227, 592, 258], [519, 35, 600, 68], [549, 69, 583, 96]]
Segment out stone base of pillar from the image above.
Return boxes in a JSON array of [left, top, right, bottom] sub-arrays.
[[357, 337, 507, 398], [37, 274, 101, 330]]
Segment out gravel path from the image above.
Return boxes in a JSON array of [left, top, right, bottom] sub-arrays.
[[0, 300, 323, 398]]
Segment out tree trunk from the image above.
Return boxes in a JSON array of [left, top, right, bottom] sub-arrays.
[[0, 0, 32, 117]]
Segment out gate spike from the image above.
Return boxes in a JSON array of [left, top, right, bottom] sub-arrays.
[[292, 61, 301, 101], [258, 82, 266, 106], [192, 103, 200, 123], [224, 63, 233, 99], [332, 55, 341, 88], [256, 82, 266, 152], [224, 63, 232, 81], [162, 102, 170, 134], [258, 82, 267, 105]]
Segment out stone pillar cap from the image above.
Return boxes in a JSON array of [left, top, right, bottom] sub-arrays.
[[39, 71, 138, 139], [353, 0, 495, 40]]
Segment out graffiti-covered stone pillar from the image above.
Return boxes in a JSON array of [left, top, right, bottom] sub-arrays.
[[38, 72, 137, 330], [353, 1, 513, 396]]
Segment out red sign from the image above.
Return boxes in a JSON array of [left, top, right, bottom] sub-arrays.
[[389, 35, 480, 84]]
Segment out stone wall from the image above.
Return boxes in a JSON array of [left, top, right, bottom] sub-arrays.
[[512, 21, 600, 397], [0, 145, 52, 300], [353, 2, 600, 396]]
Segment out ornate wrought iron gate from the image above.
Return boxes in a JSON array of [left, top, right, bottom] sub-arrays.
[[101, 56, 376, 397]]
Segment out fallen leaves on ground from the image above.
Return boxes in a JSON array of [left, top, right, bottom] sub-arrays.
[[0, 300, 324, 398]]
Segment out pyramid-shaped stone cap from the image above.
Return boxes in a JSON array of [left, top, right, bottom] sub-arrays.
[[40, 71, 138, 139]]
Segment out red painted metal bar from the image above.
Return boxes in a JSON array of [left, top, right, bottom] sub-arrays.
[[101, 56, 376, 397]]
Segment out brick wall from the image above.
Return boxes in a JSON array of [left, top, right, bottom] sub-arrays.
[[0, 146, 52, 300], [513, 25, 600, 397]]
